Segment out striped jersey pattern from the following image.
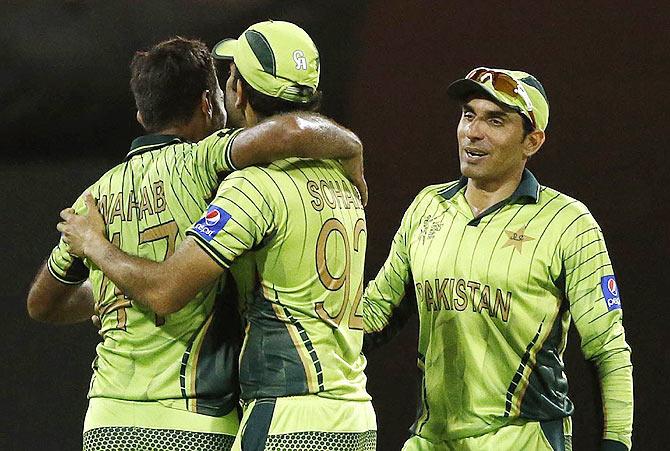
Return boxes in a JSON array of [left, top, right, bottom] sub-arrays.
[[187, 158, 371, 402], [48, 129, 243, 416], [363, 169, 633, 447]]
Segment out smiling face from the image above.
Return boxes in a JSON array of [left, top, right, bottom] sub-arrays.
[[457, 97, 543, 188]]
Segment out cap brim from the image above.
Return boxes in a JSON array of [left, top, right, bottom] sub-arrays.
[[447, 79, 498, 103], [212, 38, 238, 60]]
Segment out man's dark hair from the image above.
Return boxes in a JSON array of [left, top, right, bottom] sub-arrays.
[[231, 65, 321, 118], [130, 37, 218, 132], [520, 115, 534, 137]]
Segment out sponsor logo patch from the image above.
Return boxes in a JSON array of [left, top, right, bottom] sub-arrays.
[[600, 275, 621, 311], [192, 205, 231, 242]]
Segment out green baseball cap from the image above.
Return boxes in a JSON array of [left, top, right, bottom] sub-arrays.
[[447, 67, 549, 131], [212, 20, 320, 103]]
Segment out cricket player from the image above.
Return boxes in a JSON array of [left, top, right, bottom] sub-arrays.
[[363, 68, 633, 450], [27, 35, 367, 450], [56, 21, 376, 451]]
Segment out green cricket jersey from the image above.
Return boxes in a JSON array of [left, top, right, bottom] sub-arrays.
[[186, 158, 370, 402], [48, 130, 243, 416], [364, 169, 633, 448]]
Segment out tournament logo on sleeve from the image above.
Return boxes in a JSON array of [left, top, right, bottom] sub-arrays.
[[192, 205, 231, 242], [600, 275, 621, 311]]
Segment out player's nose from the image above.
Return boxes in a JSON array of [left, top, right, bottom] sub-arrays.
[[465, 119, 485, 140]]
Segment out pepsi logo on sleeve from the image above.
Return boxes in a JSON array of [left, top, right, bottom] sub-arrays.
[[193, 205, 231, 242], [600, 275, 621, 311]]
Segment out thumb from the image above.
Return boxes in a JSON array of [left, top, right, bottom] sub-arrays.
[[359, 178, 368, 207], [84, 192, 97, 213]]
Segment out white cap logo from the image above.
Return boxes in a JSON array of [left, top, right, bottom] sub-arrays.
[[293, 50, 307, 70]]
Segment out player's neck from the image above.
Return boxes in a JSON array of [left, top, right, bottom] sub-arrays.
[[464, 172, 523, 217], [244, 106, 264, 127], [157, 121, 208, 143]]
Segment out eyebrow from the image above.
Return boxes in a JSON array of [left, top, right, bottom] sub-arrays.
[[462, 104, 510, 119]]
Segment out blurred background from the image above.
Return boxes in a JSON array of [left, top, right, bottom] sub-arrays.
[[2, 1, 668, 449]]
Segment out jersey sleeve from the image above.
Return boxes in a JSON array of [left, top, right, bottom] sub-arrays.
[[363, 201, 415, 334], [187, 128, 244, 196], [185, 168, 275, 269], [47, 193, 91, 285], [561, 209, 633, 449]]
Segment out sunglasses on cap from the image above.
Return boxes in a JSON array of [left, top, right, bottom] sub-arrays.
[[466, 67, 537, 128]]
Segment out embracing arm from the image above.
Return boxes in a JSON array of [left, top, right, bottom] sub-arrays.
[[58, 194, 224, 316], [230, 113, 367, 205], [27, 262, 94, 324], [86, 237, 221, 316]]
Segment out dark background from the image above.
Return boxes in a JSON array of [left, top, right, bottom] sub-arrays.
[[2, 1, 668, 450]]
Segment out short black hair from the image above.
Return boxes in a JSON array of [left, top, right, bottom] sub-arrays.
[[520, 114, 534, 137], [231, 65, 321, 118], [130, 37, 218, 132]]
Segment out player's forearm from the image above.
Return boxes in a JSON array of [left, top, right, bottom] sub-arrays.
[[363, 277, 409, 334], [230, 112, 362, 168], [363, 240, 412, 334], [27, 263, 94, 324], [594, 347, 634, 450], [84, 235, 218, 316], [48, 281, 95, 324], [284, 112, 362, 160], [84, 236, 180, 315], [363, 288, 417, 353], [363, 296, 394, 333]]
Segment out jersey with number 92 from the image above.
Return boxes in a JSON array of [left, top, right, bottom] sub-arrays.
[[186, 158, 370, 402], [47, 131, 242, 416]]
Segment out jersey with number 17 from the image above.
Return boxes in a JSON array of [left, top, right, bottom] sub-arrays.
[[186, 158, 370, 402], [48, 130, 242, 416]]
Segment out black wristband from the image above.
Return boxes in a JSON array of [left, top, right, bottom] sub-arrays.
[[601, 439, 628, 451]]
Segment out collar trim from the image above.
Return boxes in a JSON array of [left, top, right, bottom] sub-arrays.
[[439, 169, 540, 204], [126, 134, 184, 160]]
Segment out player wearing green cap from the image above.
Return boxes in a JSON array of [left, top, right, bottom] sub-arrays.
[[212, 22, 321, 104], [55, 21, 376, 451], [27, 35, 369, 450], [364, 67, 633, 450]]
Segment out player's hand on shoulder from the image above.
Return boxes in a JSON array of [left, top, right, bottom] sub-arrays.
[[340, 152, 368, 207], [57, 192, 107, 258]]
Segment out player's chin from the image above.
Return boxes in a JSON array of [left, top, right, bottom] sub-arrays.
[[459, 162, 482, 179]]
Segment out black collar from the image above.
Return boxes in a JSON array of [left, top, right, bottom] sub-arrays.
[[439, 168, 540, 204], [125, 134, 184, 161], [439, 169, 541, 225]]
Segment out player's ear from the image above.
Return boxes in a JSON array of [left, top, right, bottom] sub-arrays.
[[523, 129, 545, 158], [234, 79, 247, 110], [201, 90, 213, 120], [136, 111, 146, 128]]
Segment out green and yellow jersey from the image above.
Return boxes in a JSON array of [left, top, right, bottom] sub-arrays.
[[364, 169, 633, 449], [186, 158, 370, 402], [48, 130, 243, 416]]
